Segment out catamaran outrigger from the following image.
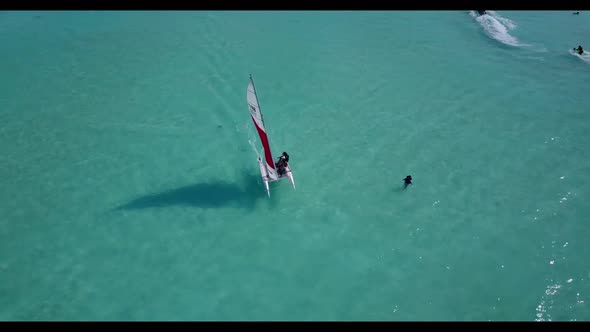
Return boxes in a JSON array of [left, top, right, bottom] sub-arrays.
[[247, 74, 295, 197]]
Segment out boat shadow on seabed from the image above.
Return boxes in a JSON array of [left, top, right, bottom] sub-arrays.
[[114, 170, 270, 211]]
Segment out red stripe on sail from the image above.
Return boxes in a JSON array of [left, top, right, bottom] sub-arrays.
[[251, 115, 275, 170]]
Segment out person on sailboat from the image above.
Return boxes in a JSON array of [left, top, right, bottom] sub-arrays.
[[276, 152, 289, 175], [403, 175, 412, 189], [575, 45, 584, 55]]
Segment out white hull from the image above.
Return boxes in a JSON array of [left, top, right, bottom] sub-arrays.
[[257, 157, 295, 198]]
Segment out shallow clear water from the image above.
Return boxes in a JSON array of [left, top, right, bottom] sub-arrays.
[[1, 11, 589, 321]]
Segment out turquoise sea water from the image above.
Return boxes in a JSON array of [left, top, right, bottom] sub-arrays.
[[1, 11, 589, 321]]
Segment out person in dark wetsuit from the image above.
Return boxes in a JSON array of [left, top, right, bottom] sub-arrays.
[[573, 12, 580, 15], [575, 45, 584, 55], [276, 152, 290, 175], [403, 175, 412, 189], [476, 10, 487, 16]]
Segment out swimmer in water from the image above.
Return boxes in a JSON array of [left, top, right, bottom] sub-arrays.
[[403, 175, 412, 189]]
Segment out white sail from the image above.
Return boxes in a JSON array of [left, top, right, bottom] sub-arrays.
[[247, 75, 278, 181]]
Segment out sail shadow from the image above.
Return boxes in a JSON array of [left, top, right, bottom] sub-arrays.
[[115, 172, 266, 211]]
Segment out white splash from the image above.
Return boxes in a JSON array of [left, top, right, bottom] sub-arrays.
[[535, 301, 548, 321], [545, 284, 561, 296], [569, 48, 590, 64], [470, 11, 526, 47]]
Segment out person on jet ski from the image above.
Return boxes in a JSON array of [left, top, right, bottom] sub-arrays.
[[477, 10, 487, 16], [575, 45, 584, 55]]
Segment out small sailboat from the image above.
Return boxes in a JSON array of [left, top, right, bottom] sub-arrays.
[[247, 74, 295, 197]]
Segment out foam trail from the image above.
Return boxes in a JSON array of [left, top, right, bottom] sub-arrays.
[[470, 11, 526, 47], [487, 11, 517, 30], [569, 49, 590, 64]]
